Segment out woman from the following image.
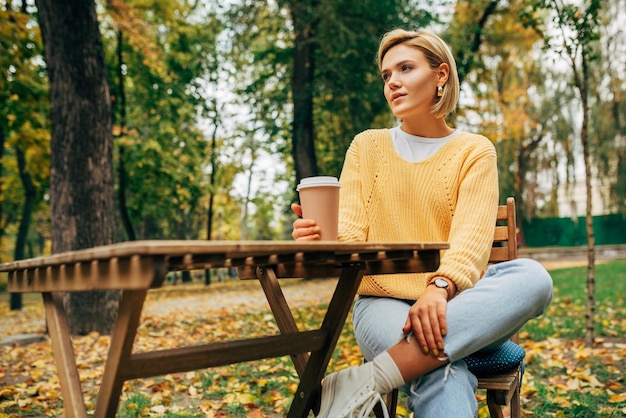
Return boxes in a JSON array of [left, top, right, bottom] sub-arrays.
[[292, 28, 553, 417]]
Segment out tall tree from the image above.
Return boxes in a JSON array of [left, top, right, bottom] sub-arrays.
[[35, 0, 118, 334], [528, 0, 602, 345], [285, 0, 319, 182]]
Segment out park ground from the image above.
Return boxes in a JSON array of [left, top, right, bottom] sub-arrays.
[[0, 245, 625, 417]]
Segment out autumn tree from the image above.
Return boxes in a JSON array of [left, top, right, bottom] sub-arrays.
[[527, 0, 602, 345], [35, 0, 118, 334], [0, 1, 50, 310]]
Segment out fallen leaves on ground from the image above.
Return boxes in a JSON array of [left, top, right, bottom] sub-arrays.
[[1, 279, 625, 417]]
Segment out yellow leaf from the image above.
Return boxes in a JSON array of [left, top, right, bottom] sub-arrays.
[[236, 393, 257, 404], [609, 393, 626, 403], [552, 396, 571, 408]]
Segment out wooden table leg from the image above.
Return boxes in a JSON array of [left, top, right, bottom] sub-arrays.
[[42, 292, 88, 418], [257, 265, 310, 376], [94, 289, 148, 418], [287, 263, 365, 418]]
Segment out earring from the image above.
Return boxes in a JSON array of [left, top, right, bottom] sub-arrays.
[[437, 85, 444, 97]]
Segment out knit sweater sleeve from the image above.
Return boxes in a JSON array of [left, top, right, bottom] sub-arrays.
[[337, 132, 369, 242], [429, 135, 499, 292]]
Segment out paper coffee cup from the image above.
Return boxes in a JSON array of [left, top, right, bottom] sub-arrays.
[[296, 176, 341, 240]]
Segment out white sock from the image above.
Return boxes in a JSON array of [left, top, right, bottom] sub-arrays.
[[372, 351, 405, 394]]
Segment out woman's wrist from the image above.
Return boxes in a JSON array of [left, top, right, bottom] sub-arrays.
[[428, 276, 456, 300]]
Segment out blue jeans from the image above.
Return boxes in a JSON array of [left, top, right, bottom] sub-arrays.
[[352, 258, 553, 417]]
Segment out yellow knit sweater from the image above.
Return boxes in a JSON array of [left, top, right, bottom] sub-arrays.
[[338, 129, 499, 300]]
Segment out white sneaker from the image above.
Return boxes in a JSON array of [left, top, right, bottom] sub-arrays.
[[316, 362, 389, 418]]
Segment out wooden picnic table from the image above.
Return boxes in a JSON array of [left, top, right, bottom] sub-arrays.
[[0, 240, 447, 418]]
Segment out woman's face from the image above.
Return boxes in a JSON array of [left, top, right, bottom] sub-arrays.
[[380, 44, 444, 120]]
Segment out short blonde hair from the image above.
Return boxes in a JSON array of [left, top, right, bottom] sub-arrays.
[[377, 28, 459, 119]]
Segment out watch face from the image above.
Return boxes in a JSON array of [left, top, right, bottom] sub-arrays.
[[434, 278, 449, 288]]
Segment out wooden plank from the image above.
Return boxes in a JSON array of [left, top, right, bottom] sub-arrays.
[[95, 289, 148, 418], [122, 330, 328, 380], [257, 266, 310, 376], [477, 365, 520, 391], [8, 256, 166, 293], [0, 240, 448, 273], [238, 250, 441, 280], [489, 247, 510, 263], [493, 226, 508, 242], [287, 264, 365, 418], [42, 293, 87, 418]]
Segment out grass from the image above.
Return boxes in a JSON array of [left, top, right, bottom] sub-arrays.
[[522, 259, 626, 340]]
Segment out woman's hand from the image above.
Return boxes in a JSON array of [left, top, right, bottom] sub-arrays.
[[403, 286, 449, 357], [291, 203, 321, 240]]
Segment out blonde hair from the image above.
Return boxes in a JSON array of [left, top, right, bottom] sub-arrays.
[[377, 28, 459, 119]]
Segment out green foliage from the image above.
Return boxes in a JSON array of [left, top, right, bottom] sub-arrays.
[[101, 0, 229, 240], [0, 3, 50, 261], [226, 0, 443, 187]]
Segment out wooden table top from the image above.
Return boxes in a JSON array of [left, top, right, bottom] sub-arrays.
[[0, 240, 448, 271], [1, 240, 448, 293]]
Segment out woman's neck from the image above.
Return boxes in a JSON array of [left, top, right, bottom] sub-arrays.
[[400, 116, 453, 138]]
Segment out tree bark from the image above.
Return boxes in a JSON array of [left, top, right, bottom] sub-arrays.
[[115, 31, 136, 242], [454, 0, 501, 85], [289, 0, 319, 183], [11, 146, 37, 311], [35, 0, 119, 335], [580, 52, 596, 347], [0, 126, 4, 247]]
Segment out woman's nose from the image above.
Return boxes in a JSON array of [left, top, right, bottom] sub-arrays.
[[388, 77, 401, 89]]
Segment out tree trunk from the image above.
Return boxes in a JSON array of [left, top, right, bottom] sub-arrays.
[[580, 53, 596, 347], [204, 93, 220, 285], [452, 0, 501, 85], [289, 0, 319, 183], [35, 0, 119, 335], [11, 146, 37, 311], [115, 31, 136, 241], [0, 125, 4, 248]]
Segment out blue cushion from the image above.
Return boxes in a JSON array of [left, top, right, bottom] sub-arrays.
[[463, 341, 525, 377]]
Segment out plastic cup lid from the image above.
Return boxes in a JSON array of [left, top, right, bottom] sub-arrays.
[[296, 176, 341, 191]]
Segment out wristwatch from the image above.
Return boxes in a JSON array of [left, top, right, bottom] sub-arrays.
[[429, 277, 450, 290]]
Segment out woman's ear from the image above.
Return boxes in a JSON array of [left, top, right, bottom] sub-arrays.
[[437, 63, 450, 86]]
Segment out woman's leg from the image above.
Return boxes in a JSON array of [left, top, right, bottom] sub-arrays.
[[442, 258, 553, 361], [352, 258, 553, 416], [353, 296, 478, 417]]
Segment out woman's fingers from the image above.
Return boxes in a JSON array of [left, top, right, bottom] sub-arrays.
[[292, 218, 320, 240], [406, 293, 448, 357], [291, 203, 303, 217], [291, 203, 320, 240]]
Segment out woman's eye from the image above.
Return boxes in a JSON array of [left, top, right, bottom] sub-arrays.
[[382, 73, 390, 81], [401, 65, 412, 72]]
